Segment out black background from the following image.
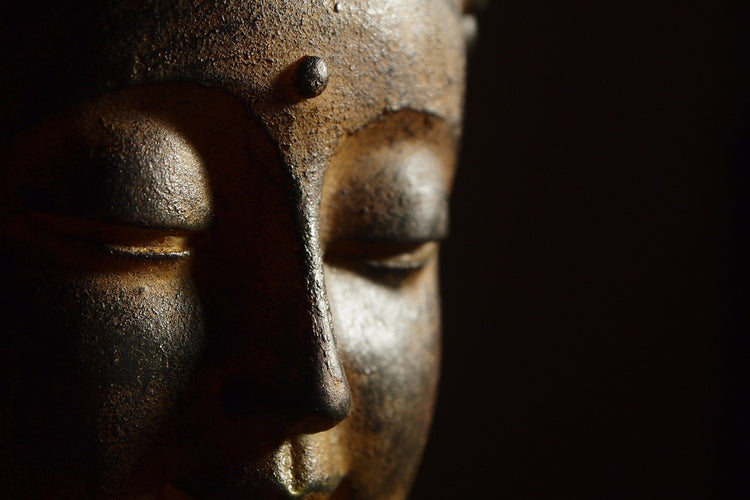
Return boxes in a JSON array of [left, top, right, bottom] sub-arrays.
[[412, 1, 748, 498]]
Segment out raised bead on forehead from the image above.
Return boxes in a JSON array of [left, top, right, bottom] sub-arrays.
[[294, 56, 330, 99]]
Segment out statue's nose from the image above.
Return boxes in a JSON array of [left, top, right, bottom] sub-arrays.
[[195, 186, 352, 434], [215, 269, 352, 433]]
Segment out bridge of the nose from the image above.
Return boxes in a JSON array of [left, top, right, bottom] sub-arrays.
[[153, 86, 352, 432], [204, 194, 351, 430]]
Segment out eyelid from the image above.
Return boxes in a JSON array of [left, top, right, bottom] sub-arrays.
[[8, 212, 195, 260], [360, 242, 439, 272], [326, 240, 439, 272], [101, 235, 191, 260]]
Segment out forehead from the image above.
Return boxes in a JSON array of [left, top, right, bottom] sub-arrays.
[[109, 0, 463, 145], [3, 1, 465, 166]]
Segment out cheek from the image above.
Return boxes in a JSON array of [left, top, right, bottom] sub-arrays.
[[325, 261, 441, 498], [2, 254, 205, 493]]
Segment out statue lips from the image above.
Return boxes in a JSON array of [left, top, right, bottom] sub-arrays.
[[172, 433, 348, 499]]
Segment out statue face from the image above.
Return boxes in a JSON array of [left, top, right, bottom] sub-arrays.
[[0, 1, 467, 498]]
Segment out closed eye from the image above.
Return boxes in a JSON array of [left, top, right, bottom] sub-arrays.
[[7, 212, 196, 261], [358, 242, 438, 272], [101, 234, 191, 260], [325, 240, 438, 286]]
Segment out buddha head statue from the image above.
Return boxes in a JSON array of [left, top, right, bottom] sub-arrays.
[[0, 1, 473, 497]]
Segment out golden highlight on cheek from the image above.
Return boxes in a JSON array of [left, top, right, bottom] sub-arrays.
[[324, 258, 441, 498]]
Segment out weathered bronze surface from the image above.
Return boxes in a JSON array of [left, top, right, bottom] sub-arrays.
[[0, 1, 471, 498]]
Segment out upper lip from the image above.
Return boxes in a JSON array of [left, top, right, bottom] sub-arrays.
[[170, 437, 347, 500]]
